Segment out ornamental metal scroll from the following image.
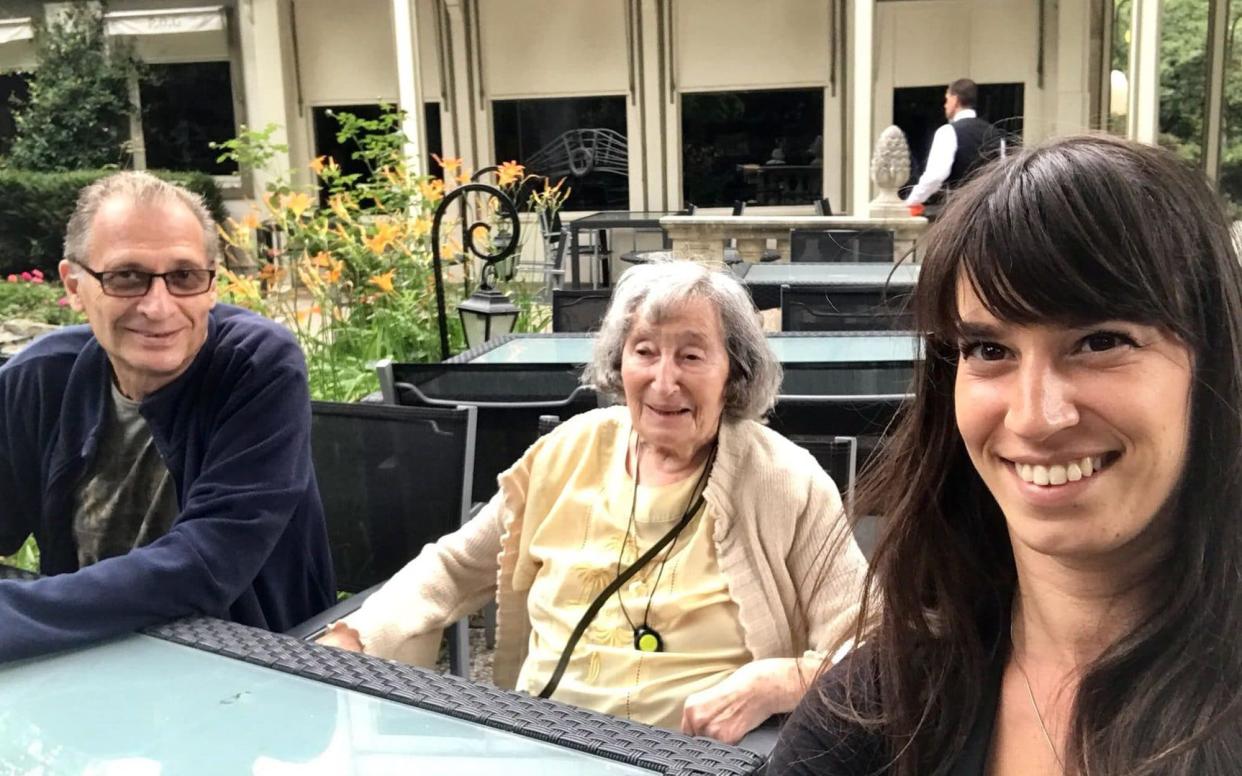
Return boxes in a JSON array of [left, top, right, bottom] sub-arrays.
[[430, 181, 522, 360]]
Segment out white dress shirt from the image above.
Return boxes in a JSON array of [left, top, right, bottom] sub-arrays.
[[905, 109, 977, 206]]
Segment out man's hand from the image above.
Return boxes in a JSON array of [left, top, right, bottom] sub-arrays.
[[681, 660, 784, 744], [316, 621, 364, 652]]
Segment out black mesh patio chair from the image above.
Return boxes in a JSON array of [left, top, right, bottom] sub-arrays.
[[287, 401, 477, 677], [780, 284, 914, 332], [789, 228, 895, 262], [376, 360, 599, 504], [551, 287, 613, 332], [789, 434, 857, 514]]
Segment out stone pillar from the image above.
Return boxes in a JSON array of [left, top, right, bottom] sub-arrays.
[[391, 0, 426, 174], [237, 0, 297, 193], [1127, 0, 1162, 144], [849, 0, 875, 215]]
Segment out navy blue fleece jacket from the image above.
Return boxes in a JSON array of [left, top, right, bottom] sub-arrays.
[[0, 305, 335, 661]]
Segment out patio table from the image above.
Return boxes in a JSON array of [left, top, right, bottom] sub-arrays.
[[0, 565, 762, 775], [379, 332, 919, 501], [734, 261, 921, 309], [568, 211, 681, 288]]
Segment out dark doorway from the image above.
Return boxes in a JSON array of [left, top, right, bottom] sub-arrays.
[[141, 62, 238, 174]]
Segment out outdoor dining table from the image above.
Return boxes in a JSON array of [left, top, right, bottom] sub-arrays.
[[733, 261, 921, 309], [0, 566, 762, 775], [567, 211, 681, 288], [378, 331, 920, 502]]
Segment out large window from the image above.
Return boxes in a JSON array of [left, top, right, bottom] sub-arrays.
[[140, 62, 237, 175], [492, 96, 628, 211], [893, 82, 1025, 193], [0, 71, 30, 157], [682, 88, 823, 208]]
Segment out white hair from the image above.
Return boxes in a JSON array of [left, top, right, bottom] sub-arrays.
[[583, 260, 782, 421]]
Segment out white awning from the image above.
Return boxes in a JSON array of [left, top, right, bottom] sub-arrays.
[[0, 18, 34, 46], [104, 6, 226, 37]]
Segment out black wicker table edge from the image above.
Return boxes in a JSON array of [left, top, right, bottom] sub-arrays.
[[142, 616, 766, 776]]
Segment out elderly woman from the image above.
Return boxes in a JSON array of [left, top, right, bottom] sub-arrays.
[[320, 260, 867, 744], [771, 136, 1242, 774]]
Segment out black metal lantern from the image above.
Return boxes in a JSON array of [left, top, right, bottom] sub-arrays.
[[457, 267, 521, 349], [430, 180, 522, 359]]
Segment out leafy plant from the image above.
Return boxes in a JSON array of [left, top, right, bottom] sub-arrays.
[[217, 107, 556, 401], [0, 271, 82, 326], [0, 535, 39, 573], [6, 1, 140, 172]]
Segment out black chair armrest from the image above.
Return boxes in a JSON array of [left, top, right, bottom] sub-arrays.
[[285, 581, 386, 640]]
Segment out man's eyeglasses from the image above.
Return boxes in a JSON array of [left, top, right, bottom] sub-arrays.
[[73, 263, 216, 298]]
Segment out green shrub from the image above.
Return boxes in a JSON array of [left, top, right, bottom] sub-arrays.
[[0, 273, 82, 326], [0, 169, 225, 277], [6, 1, 138, 172]]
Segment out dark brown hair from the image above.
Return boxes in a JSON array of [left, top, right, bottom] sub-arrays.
[[832, 135, 1242, 774], [949, 78, 978, 109]]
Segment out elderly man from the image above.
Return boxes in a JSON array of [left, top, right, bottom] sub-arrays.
[[0, 171, 335, 662]]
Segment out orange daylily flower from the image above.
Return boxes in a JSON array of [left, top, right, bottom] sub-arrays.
[[432, 154, 463, 174], [419, 178, 445, 204], [364, 221, 402, 255], [281, 192, 314, 218], [410, 216, 432, 238], [368, 270, 396, 294], [497, 161, 525, 187], [258, 262, 286, 283], [310, 155, 327, 175], [328, 194, 352, 223], [239, 211, 262, 230]]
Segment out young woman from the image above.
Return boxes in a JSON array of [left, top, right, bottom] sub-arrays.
[[770, 135, 1242, 775]]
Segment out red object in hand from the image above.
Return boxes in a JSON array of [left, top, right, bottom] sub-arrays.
[[908, 203, 925, 217]]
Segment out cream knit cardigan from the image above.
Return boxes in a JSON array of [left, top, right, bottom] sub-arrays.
[[344, 406, 869, 689]]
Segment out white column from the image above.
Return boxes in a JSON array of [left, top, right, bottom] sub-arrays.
[[441, 0, 484, 172], [391, 0, 425, 174], [850, 0, 874, 216], [237, 0, 295, 193], [1203, 0, 1229, 181], [1054, 0, 1094, 134], [1127, 0, 1162, 143]]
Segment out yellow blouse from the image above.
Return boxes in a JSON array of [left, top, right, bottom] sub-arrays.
[[514, 427, 751, 730]]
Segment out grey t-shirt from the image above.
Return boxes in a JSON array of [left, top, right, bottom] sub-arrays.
[[72, 381, 179, 567]]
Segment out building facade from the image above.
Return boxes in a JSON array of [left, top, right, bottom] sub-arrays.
[[0, 0, 1236, 217]]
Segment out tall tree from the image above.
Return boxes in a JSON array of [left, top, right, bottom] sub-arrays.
[[6, 1, 138, 171]]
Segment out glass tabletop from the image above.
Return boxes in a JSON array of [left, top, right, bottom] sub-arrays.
[[0, 635, 656, 775], [571, 211, 683, 228], [741, 262, 921, 286], [466, 334, 920, 365]]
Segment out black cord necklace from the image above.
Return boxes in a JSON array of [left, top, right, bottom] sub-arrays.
[[614, 435, 716, 653]]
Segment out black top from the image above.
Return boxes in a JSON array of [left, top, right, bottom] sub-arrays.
[[768, 641, 1006, 775], [948, 117, 995, 188]]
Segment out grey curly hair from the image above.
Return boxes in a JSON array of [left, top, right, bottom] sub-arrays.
[[582, 260, 782, 421]]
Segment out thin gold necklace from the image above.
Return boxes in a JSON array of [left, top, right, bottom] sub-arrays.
[[1010, 620, 1067, 773]]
